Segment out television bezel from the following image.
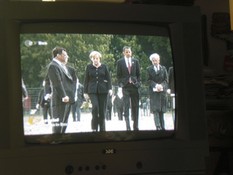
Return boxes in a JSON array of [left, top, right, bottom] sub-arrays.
[[0, 2, 208, 174]]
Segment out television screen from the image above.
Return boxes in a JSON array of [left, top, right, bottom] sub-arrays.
[[0, 2, 208, 174], [20, 23, 176, 144]]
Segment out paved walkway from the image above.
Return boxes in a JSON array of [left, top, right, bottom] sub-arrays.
[[24, 109, 175, 135]]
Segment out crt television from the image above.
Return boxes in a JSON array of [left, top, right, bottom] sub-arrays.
[[0, 1, 208, 175]]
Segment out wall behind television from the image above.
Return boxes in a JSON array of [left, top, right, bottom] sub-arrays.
[[195, 1, 233, 174], [195, 0, 229, 73]]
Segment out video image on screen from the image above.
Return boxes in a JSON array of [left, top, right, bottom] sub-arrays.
[[20, 33, 175, 137]]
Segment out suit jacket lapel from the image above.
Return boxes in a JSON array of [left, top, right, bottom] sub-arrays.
[[54, 61, 73, 81], [64, 67, 73, 80], [149, 66, 156, 76], [131, 59, 135, 73]]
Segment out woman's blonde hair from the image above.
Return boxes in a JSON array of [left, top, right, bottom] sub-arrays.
[[89, 51, 102, 59]]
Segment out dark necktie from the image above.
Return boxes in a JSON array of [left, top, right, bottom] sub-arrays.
[[128, 59, 131, 74], [128, 59, 132, 83]]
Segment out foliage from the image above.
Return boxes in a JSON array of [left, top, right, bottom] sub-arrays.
[[20, 33, 172, 88]]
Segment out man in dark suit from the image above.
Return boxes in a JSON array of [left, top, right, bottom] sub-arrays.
[[168, 66, 175, 124], [47, 47, 76, 134], [113, 89, 124, 121], [116, 46, 141, 131], [21, 78, 28, 101], [71, 78, 84, 122], [168, 66, 175, 94], [21, 78, 29, 115], [36, 80, 51, 124]]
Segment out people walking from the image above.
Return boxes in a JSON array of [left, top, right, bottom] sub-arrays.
[[83, 51, 112, 132], [147, 53, 168, 130], [116, 46, 141, 131]]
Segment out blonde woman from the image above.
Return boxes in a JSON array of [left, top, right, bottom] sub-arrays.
[[83, 51, 112, 132]]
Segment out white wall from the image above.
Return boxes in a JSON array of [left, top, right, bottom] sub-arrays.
[[195, 0, 230, 73]]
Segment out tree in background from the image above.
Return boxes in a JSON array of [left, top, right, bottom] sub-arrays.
[[20, 33, 172, 89]]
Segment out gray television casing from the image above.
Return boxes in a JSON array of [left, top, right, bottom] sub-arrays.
[[0, 2, 208, 175]]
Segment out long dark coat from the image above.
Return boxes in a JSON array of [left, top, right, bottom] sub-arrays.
[[147, 64, 168, 113]]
